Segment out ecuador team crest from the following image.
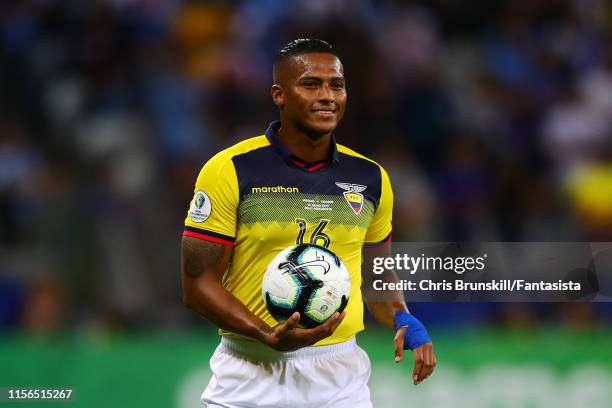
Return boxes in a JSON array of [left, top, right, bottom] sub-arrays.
[[335, 182, 367, 215]]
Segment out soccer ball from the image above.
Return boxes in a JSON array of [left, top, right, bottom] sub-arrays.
[[262, 243, 351, 328]]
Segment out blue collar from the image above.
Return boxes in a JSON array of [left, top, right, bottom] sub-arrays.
[[264, 120, 340, 171]]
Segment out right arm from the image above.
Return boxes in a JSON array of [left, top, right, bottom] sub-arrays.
[[181, 236, 345, 351]]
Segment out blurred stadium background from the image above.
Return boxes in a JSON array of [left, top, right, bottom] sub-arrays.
[[1, 0, 611, 407]]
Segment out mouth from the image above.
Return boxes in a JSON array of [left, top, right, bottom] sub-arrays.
[[311, 108, 336, 118]]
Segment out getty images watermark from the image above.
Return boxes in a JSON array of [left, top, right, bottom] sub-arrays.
[[363, 243, 612, 302]]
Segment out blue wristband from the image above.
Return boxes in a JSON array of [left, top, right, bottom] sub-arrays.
[[394, 310, 431, 350]]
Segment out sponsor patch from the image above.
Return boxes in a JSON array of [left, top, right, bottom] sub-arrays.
[[189, 190, 212, 222]]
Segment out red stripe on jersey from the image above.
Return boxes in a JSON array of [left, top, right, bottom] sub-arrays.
[[289, 157, 305, 167], [183, 230, 234, 247], [378, 234, 392, 248], [307, 162, 327, 171], [365, 234, 392, 248]]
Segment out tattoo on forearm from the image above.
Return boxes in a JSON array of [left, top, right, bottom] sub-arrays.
[[182, 237, 226, 278]]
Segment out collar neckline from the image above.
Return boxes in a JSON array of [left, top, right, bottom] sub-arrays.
[[264, 120, 340, 171]]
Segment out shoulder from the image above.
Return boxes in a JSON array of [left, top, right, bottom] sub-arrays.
[[200, 135, 270, 172], [211, 135, 270, 163], [337, 143, 390, 178]]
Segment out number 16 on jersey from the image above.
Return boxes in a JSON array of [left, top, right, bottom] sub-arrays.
[[295, 219, 331, 248]]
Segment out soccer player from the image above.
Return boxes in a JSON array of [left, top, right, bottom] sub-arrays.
[[181, 38, 436, 407]]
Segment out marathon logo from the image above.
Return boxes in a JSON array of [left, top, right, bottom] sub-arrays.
[[251, 186, 300, 193]]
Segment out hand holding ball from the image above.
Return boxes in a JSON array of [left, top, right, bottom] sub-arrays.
[[262, 244, 350, 328]]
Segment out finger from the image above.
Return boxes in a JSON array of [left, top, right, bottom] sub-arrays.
[[274, 312, 300, 337], [417, 344, 436, 384], [321, 311, 345, 333], [412, 346, 423, 385], [394, 327, 407, 363], [288, 311, 300, 327], [419, 344, 432, 383], [312, 312, 345, 342], [423, 345, 437, 381]]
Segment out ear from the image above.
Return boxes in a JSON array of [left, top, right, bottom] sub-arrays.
[[271, 84, 284, 108]]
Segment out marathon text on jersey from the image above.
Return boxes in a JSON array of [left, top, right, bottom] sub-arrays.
[[251, 186, 300, 193]]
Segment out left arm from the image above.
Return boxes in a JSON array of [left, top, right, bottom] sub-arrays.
[[363, 243, 437, 385], [362, 242, 408, 329]]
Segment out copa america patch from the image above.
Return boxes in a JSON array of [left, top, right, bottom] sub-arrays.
[[189, 190, 212, 222]]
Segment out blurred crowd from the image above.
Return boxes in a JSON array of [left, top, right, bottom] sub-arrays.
[[1, 0, 611, 334]]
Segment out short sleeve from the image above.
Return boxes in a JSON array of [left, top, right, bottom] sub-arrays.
[[183, 154, 239, 246], [364, 165, 393, 246]]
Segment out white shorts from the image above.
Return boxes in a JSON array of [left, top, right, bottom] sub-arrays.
[[202, 336, 372, 408]]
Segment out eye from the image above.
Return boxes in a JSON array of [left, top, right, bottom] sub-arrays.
[[302, 81, 318, 88], [331, 81, 345, 90]]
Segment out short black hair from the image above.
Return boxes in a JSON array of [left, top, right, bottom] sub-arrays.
[[276, 38, 337, 61], [273, 39, 339, 81]]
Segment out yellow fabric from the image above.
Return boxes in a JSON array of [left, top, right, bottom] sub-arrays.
[[185, 137, 394, 346], [337, 145, 394, 243], [184, 136, 269, 237]]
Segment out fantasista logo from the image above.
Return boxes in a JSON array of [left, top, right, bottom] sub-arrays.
[[251, 186, 300, 193]]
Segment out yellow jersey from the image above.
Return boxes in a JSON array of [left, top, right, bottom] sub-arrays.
[[184, 121, 393, 345]]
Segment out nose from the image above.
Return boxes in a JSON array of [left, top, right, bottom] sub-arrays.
[[318, 83, 335, 103]]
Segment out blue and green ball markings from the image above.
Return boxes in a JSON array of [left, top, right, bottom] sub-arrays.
[[264, 244, 349, 329]]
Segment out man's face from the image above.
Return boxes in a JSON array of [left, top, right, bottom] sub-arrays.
[[272, 53, 346, 137]]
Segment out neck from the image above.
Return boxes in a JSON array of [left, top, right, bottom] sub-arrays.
[[276, 120, 332, 163]]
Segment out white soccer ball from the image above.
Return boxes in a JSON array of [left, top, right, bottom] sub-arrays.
[[262, 244, 351, 328]]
